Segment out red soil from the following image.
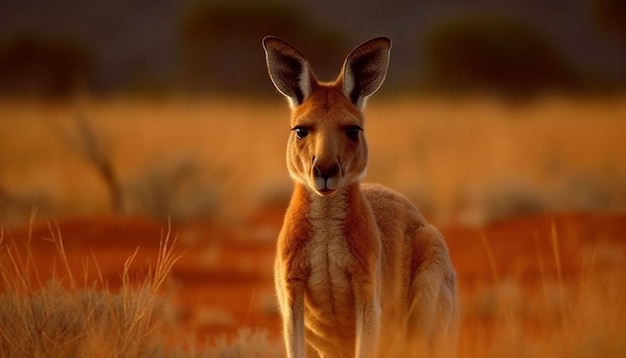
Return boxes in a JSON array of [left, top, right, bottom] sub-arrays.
[[3, 210, 626, 342]]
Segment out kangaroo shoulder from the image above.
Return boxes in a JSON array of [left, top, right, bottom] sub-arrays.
[[361, 182, 427, 230]]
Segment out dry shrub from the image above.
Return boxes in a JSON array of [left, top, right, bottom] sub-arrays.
[[552, 173, 626, 213], [2, 98, 626, 223], [0, 216, 284, 357], [125, 154, 222, 222], [0, 218, 179, 357], [204, 328, 283, 358], [462, 229, 626, 358], [453, 179, 546, 225], [465, 270, 626, 358]]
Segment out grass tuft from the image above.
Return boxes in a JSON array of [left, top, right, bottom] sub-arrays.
[[0, 217, 180, 357], [462, 224, 626, 358]]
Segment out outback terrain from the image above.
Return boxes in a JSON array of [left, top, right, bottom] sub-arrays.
[[1, 98, 625, 356]]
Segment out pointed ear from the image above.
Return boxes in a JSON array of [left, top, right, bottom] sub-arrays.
[[263, 36, 313, 109], [341, 36, 391, 108]]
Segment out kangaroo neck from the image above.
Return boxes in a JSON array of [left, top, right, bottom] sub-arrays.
[[293, 182, 363, 222]]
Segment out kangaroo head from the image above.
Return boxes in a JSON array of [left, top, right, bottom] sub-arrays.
[[263, 36, 391, 196]]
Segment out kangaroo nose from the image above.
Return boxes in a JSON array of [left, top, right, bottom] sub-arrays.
[[313, 162, 340, 181]]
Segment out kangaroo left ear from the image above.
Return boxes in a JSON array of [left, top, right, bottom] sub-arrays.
[[341, 37, 391, 109], [263, 36, 314, 109]]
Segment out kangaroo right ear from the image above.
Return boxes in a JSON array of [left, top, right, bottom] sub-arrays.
[[263, 36, 313, 109], [341, 36, 391, 109]]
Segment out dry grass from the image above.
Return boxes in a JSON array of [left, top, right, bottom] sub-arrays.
[[1, 215, 624, 357], [0, 214, 180, 357], [1, 96, 625, 223], [0, 214, 284, 358], [460, 235, 626, 358], [0, 97, 625, 357]]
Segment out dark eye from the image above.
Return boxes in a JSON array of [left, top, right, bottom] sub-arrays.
[[293, 126, 309, 140], [345, 126, 362, 141]]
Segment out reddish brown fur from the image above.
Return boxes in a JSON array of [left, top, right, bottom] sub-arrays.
[[264, 36, 457, 358]]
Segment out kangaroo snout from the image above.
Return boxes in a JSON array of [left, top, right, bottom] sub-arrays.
[[312, 158, 341, 194]]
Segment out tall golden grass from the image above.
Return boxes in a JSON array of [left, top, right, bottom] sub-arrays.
[[1, 96, 625, 223], [459, 226, 626, 358], [0, 212, 180, 357], [1, 213, 624, 357], [0, 214, 284, 357], [0, 97, 625, 357]]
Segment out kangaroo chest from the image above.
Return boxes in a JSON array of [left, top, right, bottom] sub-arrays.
[[306, 218, 352, 290], [302, 197, 358, 326]]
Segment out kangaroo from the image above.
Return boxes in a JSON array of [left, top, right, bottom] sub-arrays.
[[263, 36, 457, 358]]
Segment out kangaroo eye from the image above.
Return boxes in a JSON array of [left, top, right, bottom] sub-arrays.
[[345, 126, 362, 141], [293, 126, 309, 140]]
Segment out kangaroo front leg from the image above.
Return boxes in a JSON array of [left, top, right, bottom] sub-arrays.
[[354, 278, 381, 358], [282, 282, 306, 358]]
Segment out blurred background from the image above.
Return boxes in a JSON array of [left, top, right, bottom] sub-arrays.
[[0, 0, 625, 225], [2, 3, 625, 355], [1, 0, 625, 97]]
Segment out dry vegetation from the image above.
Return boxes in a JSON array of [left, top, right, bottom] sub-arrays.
[[0, 215, 282, 357], [1, 212, 624, 357], [1, 97, 625, 223], [0, 215, 179, 357], [0, 97, 625, 357], [452, 216, 626, 358]]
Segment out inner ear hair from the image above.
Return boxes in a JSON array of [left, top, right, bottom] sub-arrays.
[[342, 37, 391, 108], [263, 36, 313, 108]]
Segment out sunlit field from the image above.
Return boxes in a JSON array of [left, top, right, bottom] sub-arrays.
[[2, 97, 626, 224], [1, 97, 625, 357]]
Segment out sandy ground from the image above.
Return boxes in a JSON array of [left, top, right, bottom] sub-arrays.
[[3, 209, 625, 351]]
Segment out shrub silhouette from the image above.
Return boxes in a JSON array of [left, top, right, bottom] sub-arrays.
[[178, 1, 346, 94], [0, 34, 92, 98], [423, 14, 578, 98], [591, 0, 626, 47], [590, 0, 626, 90]]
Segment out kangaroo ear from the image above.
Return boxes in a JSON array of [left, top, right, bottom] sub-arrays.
[[341, 37, 391, 108], [263, 36, 313, 109]]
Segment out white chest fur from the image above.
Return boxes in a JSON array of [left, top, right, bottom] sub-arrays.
[[303, 193, 356, 323]]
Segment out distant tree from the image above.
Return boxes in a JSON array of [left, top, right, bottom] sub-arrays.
[[423, 14, 579, 98], [591, 0, 626, 48], [0, 34, 92, 98], [178, 1, 347, 94], [589, 0, 626, 90], [61, 111, 123, 214]]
